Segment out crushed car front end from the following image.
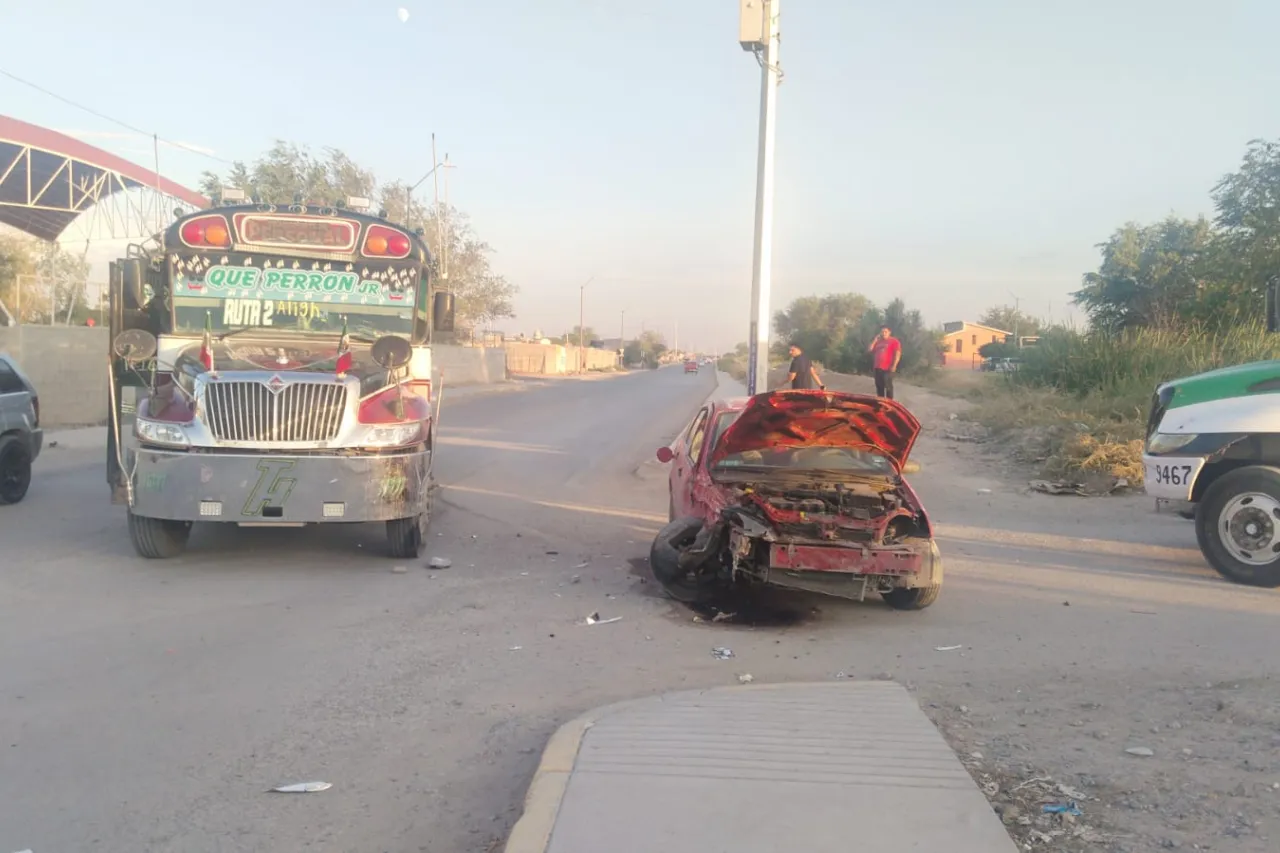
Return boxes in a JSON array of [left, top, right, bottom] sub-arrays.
[[689, 472, 942, 607], [653, 389, 943, 609]]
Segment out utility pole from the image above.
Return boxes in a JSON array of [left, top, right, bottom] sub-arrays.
[[431, 134, 444, 283], [740, 0, 781, 395], [578, 276, 594, 373], [674, 319, 679, 355], [1009, 292, 1021, 348], [441, 152, 452, 281]]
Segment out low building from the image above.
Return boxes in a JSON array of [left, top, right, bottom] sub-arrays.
[[940, 321, 1011, 368]]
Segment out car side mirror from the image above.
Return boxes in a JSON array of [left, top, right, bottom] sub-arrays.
[[656, 446, 675, 463], [121, 259, 146, 310]]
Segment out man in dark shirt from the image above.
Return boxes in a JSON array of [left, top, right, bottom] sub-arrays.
[[786, 343, 824, 390]]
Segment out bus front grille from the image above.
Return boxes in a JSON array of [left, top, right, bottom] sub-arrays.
[[202, 381, 347, 443]]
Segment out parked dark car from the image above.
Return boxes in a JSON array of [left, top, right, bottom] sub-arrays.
[[0, 352, 42, 504]]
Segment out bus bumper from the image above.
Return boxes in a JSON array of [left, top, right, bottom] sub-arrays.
[[127, 447, 430, 523]]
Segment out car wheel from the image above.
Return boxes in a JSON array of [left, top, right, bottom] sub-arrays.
[[0, 435, 33, 505], [1195, 466, 1280, 588], [882, 584, 940, 610], [128, 512, 192, 558], [650, 516, 721, 604]]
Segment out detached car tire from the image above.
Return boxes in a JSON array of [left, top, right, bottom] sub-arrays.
[[0, 435, 32, 504], [1195, 465, 1280, 588], [128, 512, 192, 559], [650, 516, 720, 604]]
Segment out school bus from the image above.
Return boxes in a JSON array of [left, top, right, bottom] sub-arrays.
[[106, 194, 452, 559]]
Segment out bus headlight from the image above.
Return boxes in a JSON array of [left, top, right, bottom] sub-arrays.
[[135, 418, 191, 447], [361, 422, 423, 448]]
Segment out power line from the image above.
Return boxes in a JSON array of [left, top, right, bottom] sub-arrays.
[[0, 67, 232, 165]]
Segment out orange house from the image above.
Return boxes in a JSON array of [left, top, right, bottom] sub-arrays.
[[940, 322, 1010, 368]]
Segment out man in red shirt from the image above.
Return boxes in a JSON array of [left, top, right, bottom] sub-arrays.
[[867, 325, 901, 399]]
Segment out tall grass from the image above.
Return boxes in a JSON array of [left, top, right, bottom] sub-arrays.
[[953, 322, 1280, 482], [1014, 321, 1280, 398]]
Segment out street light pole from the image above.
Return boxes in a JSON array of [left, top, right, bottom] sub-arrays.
[[578, 276, 594, 373], [743, 0, 781, 395]]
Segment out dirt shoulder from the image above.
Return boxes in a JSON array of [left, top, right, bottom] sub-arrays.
[[758, 365, 1279, 852]]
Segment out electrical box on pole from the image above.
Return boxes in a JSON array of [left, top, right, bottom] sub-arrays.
[[739, 0, 766, 50]]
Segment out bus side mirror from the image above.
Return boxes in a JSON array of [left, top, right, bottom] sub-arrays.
[[121, 259, 146, 310], [1268, 276, 1280, 334], [433, 291, 455, 333]]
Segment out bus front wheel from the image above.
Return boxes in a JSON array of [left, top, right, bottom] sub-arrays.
[[128, 512, 191, 559]]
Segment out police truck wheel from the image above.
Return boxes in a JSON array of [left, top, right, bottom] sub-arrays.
[[0, 436, 32, 504], [128, 511, 191, 559], [387, 514, 426, 559], [1195, 466, 1280, 588]]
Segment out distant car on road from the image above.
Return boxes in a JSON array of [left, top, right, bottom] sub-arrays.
[[684, 359, 698, 374], [0, 352, 42, 504], [650, 390, 942, 609]]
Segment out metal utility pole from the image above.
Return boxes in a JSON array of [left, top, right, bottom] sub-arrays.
[[1009, 291, 1021, 348], [431, 134, 444, 281], [674, 319, 679, 355], [620, 309, 626, 348], [740, 0, 781, 395], [578, 276, 594, 373]]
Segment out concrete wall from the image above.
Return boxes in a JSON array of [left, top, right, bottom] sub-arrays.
[[432, 344, 508, 387], [0, 325, 508, 428], [506, 342, 618, 375], [0, 325, 109, 427]]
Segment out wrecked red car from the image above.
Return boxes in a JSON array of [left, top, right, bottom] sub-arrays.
[[652, 390, 942, 609]]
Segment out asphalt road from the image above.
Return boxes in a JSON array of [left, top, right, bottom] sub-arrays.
[[3, 366, 1278, 852]]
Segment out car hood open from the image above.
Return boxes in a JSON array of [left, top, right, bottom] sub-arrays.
[[708, 390, 921, 473]]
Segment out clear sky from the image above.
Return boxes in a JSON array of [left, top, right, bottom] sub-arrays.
[[3, 0, 1277, 351]]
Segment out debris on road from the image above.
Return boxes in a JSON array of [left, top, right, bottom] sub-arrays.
[[711, 611, 736, 623], [1043, 802, 1083, 816], [270, 781, 332, 793], [1125, 746, 1155, 757], [712, 647, 734, 660], [584, 612, 621, 625], [390, 565, 408, 574], [575, 562, 589, 569], [935, 645, 963, 652], [738, 673, 754, 683], [427, 556, 452, 569], [509, 646, 523, 651]]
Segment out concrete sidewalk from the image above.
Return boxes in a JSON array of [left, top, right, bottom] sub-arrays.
[[504, 682, 1017, 853]]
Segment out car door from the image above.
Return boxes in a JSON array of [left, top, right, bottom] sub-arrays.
[[669, 407, 710, 518]]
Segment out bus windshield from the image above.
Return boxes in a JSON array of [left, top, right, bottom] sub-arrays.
[[168, 255, 420, 338]]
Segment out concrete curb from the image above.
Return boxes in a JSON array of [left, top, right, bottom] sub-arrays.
[[502, 681, 920, 853]]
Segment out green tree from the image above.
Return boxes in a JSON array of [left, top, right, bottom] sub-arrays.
[[624, 330, 667, 368], [773, 293, 874, 367], [1071, 216, 1216, 332], [200, 144, 517, 332], [978, 340, 1017, 359], [0, 234, 90, 324], [979, 305, 1041, 339]]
